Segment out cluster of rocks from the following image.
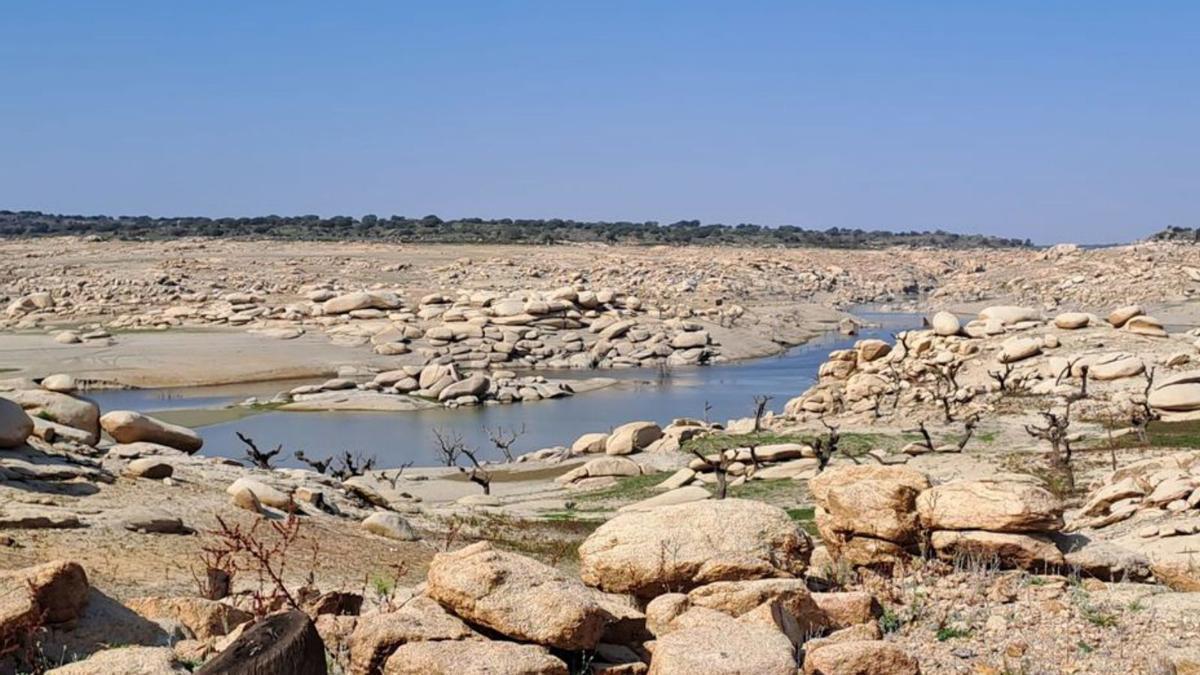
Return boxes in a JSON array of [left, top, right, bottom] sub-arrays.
[[785, 303, 1199, 425], [552, 421, 708, 489], [4, 497, 919, 674], [811, 465, 1068, 573], [1061, 451, 1200, 591]]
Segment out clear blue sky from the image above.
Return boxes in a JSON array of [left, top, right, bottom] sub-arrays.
[[1, 2, 1196, 244]]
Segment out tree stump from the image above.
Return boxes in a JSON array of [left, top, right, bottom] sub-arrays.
[[197, 610, 326, 675]]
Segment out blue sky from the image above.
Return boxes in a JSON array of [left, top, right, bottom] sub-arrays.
[[1, 2, 1195, 244]]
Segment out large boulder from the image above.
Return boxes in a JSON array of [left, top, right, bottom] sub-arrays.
[[930, 311, 960, 337], [1150, 371, 1200, 412], [606, 421, 663, 456], [1107, 304, 1144, 328], [0, 397, 33, 448], [1, 561, 89, 645], [362, 512, 419, 541], [1053, 312, 1091, 330], [426, 542, 612, 650], [1127, 315, 1168, 337], [647, 608, 795, 675], [436, 374, 490, 402], [1, 389, 100, 444], [383, 639, 567, 675], [348, 597, 477, 675], [555, 456, 641, 484], [226, 477, 294, 510], [100, 411, 203, 453], [998, 336, 1042, 363], [686, 579, 827, 633], [578, 499, 813, 598], [929, 530, 1064, 570], [855, 339, 891, 363], [1090, 355, 1145, 381], [323, 291, 401, 315], [802, 640, 919, 675], [917, 480, 1063, 533], [570, 432, 608, 454], [810, 466, 930, 544]]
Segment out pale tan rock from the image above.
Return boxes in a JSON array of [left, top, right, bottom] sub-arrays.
[[362, 512, 419, 541], [1053, 312, 1091, 329], [0, 560, 89, 635], [645, 593, 691, 637], [579, 499, 813, 598], [426, 542, 612, 650], [930, 530, 1065, 570], [1108, 304, 1144, 327], [606, 421, 663, 455], [2, 389, 100, 444], [855, 339, 891, 362], [647, 609, 795, 675], [348, 596, 477, 675], [100, 410, 202, 453], [46, 646, 187, 674], [226, 477, 294, 510], [383, 639, 568, 675], [571, 432, 608, 454], [0, 397, 33, 448], [811, 592, 881, 629], [123, 458, 174, 480], [126, 596, 253, 640], [917, 480, 1063, 533], [998, 336, 1042, 363], [810, 465, 929, 543], [931, 311, 960, 336], [686, 578, 827, 633], [1090, 356, 1145, 381], [802, 640, 919, 675], [1127, 314, 1168, 337]]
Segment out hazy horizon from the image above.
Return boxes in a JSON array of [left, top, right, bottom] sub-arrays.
[[2, 2, 1196, 246]]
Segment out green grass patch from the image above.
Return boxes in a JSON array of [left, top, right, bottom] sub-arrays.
[[936, 626, 972, 641], [571, 471, 672, 505], [1082, 607, 1118, 628], [681, 431, 812, 456], [1106, 420, 1200, 450], [785, 506, 819, 537], [878, 609, 903, 635]]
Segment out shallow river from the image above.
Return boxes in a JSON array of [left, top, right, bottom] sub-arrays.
[[88, 312, 921, 467]]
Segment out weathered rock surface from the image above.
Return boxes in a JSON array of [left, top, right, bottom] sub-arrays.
[[917, 480, 1064, 533], [100, 411, 203, 453], [383, 639, 568, 675], [426, 542, 612, 650], [579, 499, 812, 597]]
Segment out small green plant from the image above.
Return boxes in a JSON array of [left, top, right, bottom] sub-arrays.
[[1082, 606, 1117, 628], [1126, 599, 1146, 612], [878, 608, 903, 634], [1077, 641, 1094, 654], [368, 572, 396, 598], [34, 410, 58, 422], [936, 626, 972, 641]]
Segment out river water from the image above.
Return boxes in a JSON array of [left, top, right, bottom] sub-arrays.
[[88, 312, 921, 467]]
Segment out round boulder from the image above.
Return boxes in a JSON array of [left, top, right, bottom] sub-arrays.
[[578, 498, 813, 598]]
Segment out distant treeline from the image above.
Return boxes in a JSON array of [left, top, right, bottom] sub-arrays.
[[0, 210, 1032, 249], [1150, 226, 1200, 243]]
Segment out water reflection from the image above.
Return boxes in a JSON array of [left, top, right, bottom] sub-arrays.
[[88, 312, 921, 467]]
